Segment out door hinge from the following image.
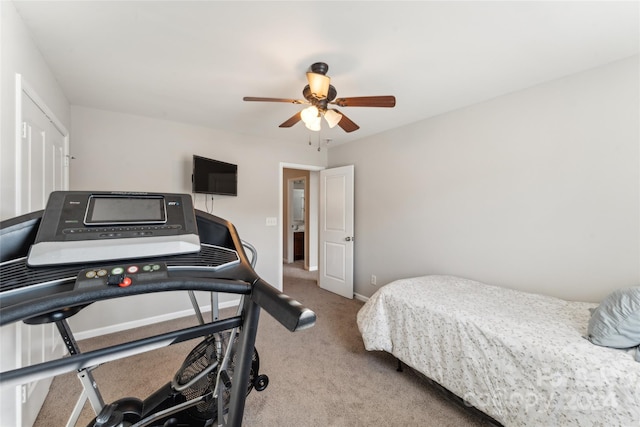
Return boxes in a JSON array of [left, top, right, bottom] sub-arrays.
[[21, 385, 27, 403], [21, 122, 27, 138]]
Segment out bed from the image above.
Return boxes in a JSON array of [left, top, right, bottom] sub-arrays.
[[357, 275, 640, 426]]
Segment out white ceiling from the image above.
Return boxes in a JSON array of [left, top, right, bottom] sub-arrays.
[[12, 1, 640, 146]]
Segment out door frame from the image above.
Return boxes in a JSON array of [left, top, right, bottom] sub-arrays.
[[286, 175, 307, 264], [278, 163, 324, 290]]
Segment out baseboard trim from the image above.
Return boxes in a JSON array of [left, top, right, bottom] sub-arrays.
[[74, 298, 241, 341], [354, 293, 369, 302]]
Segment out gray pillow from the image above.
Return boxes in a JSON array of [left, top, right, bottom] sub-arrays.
[[587, 286, 640, 349]]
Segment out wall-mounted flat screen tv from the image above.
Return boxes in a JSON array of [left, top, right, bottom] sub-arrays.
[[192, 155, 237, 196]]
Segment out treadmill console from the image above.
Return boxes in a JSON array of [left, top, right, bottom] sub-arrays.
[[27, 191, 200, 266]]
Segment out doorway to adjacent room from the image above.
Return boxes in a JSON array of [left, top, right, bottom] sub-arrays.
[[282, 167, 318, 273], [279, 163, 354, 299]]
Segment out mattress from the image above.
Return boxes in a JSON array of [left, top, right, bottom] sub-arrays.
[[357, 275, 640, 426]]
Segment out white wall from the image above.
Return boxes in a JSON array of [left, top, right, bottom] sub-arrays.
[[328, 56, 639, 303], [67, 106, 326, 334], [0, 1, 70, 220]]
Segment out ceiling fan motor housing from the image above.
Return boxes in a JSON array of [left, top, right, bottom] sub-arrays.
[[309, 62, 329, 75]]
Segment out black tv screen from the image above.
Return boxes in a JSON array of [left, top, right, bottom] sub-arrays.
[[192, 155, 237, 196]]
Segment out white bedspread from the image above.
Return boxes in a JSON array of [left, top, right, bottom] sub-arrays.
[[357, 275, 640, 426]]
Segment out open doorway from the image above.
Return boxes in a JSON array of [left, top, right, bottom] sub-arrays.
[[285, 175, 306, 264], [278, 163, 354, 298], [280, 164, 322, 286]]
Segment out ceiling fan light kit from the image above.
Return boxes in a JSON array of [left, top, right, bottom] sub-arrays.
[[243, 62, 396, 133], [306, 72, 330, 99], [302, 107, 322, 131], [300, 105, 319, 124], [300, 105, 342, 130], [323, 109, 342, 128]]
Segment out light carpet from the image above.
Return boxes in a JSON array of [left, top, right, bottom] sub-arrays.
[[33, 263, 491, 426]]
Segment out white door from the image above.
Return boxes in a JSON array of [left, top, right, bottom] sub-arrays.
[[19, 91, 67, 212], [319, 165, 354, 299], [0, 79, 69, 427]]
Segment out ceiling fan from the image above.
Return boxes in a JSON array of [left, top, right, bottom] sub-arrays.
[[243, 62, 396, 133]]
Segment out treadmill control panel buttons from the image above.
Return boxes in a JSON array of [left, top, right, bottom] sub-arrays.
[[75, 262, 168, 290]]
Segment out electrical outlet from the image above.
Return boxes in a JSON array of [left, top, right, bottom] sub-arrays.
[[370, 274, 377, 286]]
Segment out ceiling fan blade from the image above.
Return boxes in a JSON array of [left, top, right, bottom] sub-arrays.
[[332, 96, 396, 108], [334, 109, 360, 133], [243, 97, 305, 104], [279, 112, 302, 128]]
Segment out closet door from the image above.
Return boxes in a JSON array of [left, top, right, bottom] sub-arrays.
[[0, 77, 69, 427]]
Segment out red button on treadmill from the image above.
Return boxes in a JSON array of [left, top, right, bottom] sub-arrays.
[[119, 277, 132, 287]]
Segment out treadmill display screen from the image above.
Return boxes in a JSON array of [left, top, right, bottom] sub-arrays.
[[84, 195, 167, 225]]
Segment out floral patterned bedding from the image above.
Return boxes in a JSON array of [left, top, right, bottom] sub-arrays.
[[356, 275, 640, 426]]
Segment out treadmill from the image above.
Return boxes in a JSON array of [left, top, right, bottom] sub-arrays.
[[0, 191, 316, 427]]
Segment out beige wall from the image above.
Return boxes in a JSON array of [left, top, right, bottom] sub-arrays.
[[329, 56, 640, 303]]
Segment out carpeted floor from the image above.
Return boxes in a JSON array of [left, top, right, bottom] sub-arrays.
[[33, 263, 491, 426]]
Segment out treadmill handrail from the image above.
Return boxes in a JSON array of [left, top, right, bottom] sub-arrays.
[[0, 276, 317, 334], [0, 278, 251, 327], [252, 278, 316, 332]]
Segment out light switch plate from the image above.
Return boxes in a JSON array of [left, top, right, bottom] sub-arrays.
[[266, 217, 277, 226]]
